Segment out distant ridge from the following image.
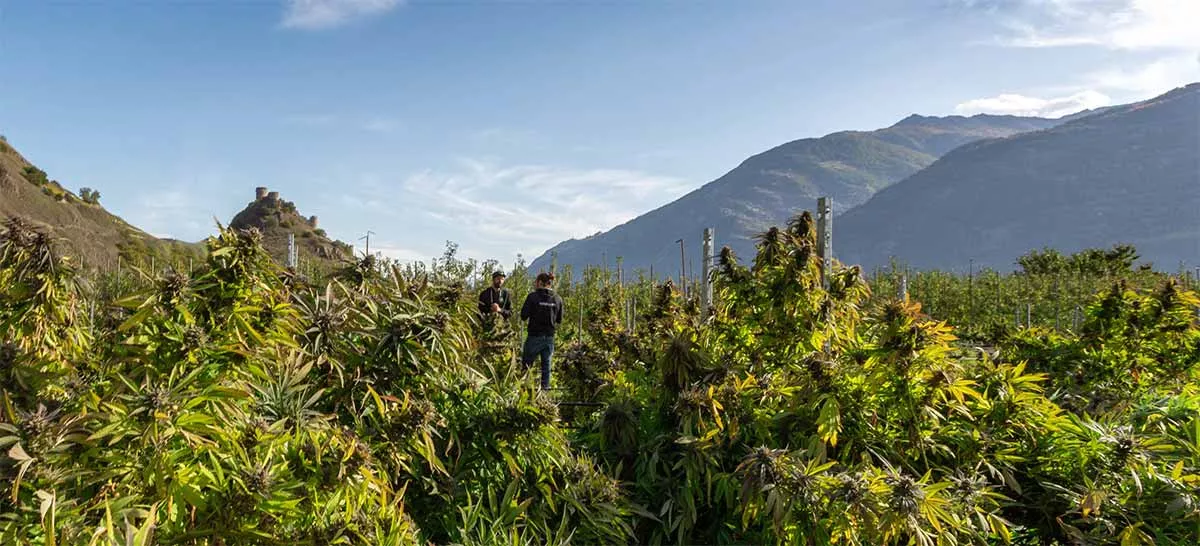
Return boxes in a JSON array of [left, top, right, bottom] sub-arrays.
[[836, 83, 1200, 272], [530, 113, 1064, 275]]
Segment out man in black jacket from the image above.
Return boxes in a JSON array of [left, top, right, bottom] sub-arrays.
[[478, 270, 513, 321], [520, 272, 563, 390]]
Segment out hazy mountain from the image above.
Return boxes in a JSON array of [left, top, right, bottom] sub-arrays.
[[836, 83, 1200, 272], [530, 113, 1064, 276]]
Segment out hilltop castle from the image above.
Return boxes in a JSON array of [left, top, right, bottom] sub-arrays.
[[254, 186, 318, 228]]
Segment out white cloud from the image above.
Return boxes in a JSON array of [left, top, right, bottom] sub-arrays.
[[468, 127, 544, 150], [362, 118, 400, 133], [993, 0, 1200, 50], [385, 160, 692, 259], [367, 241, 430, 262], [282, 114, 404, 134], [281, 0, 402, 30], [954, 89, 1113, 116], [283, 114, 338, 127], [1084, 54, 1200, 93], [957, 0, 1198, 118], [128, 188, 217, 242]]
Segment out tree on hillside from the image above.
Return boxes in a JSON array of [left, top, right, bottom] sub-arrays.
[[79, 187, 101, 205]]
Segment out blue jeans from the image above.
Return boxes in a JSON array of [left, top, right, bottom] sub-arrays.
[[522, 335, 554, 390]]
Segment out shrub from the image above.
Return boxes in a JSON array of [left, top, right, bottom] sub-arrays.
[[22, 165, 49, 186]]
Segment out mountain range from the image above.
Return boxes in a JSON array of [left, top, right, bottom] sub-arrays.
[[529, 112, 1073, 275], [837, 82, 1200, 272], [531, 84, 1198, 275]]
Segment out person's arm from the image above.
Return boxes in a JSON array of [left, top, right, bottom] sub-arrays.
[[478, 289, 490, 316], [500, 289, 513, 318], [520, 293, 533, 321], [555, 295, 565, 325]]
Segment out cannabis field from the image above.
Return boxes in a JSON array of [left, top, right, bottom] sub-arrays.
[[2, 214, 1199, 545]]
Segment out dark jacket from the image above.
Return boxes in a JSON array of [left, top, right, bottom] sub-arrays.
[[477, 286, 513, 319], [520, 288, 564, 337]]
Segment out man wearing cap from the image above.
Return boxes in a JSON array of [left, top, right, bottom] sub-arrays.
[[478, 270, 513, 320]]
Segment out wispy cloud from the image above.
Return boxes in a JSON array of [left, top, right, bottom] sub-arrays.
[[130, 187, 218, 241], [954, 89, 1112, 117], [282, 114, 404, 134], [367, 241, 430, 262], [468, 127, 544, 150], [1084, 54, 1200, 94], [956, 0, 1198, 115], [283, 114, 338, 127], [281, 0, 402, 30], [989, 0, 1200, 51], [362, 118, 400, 133], [348, 160, 692, 260]]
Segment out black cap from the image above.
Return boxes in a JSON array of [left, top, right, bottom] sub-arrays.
[[492, 270, 506, 278]]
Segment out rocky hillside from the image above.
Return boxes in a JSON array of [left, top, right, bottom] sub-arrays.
[[229, 187, 352, 267], [0, 136, 201, 270], [530, 113, 1066, 275], [836, 83, 1200, 272]]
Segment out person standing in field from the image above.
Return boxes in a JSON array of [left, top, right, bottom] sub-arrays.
[[520, 272, 563, 390], [477, 270, 513, 322]]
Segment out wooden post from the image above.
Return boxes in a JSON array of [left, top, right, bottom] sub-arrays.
[[702, 227, 714, 314], [968, 259, 974, 322], [287, 233, 297, 268], [816, 197, 832, 290], [1054, 276, 1061, 331], [602, 251, 608, 286], [898, 273, 908, 302], [676, 238, 686, 297]]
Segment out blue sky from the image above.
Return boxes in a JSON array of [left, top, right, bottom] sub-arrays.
[[1, 0, 1196, 264]]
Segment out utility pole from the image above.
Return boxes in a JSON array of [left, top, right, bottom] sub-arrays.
[[602, 251, 608, 284], [702, 228, 714, 314], [359, 230, 375, 257]]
